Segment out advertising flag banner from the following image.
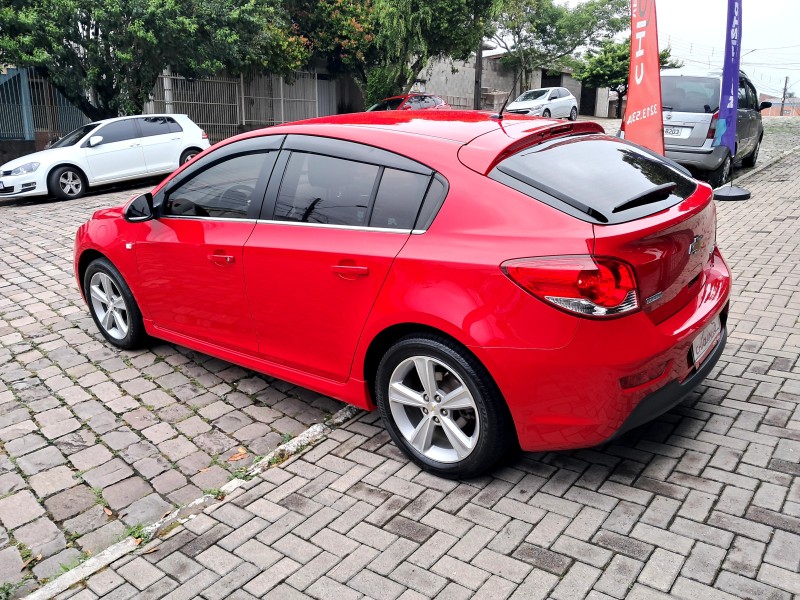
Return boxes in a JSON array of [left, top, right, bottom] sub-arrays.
[[623, 0, 664, 155], [714, 0, 741, 155]]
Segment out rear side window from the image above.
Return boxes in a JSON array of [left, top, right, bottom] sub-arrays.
[[368, 98, 405, 111], [559, 89, 570, 98], [275, 153, 380, 226], [491, 134, 697, 225], [370, 169, 430, 229], [168, 119, 183, 133], [661, 76, 720, 113], [138, 116, 174, 137]]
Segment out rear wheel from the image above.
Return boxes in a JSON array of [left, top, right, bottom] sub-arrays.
[[569, 106, 578, 121], [375, 334, 514, 479], [707, 153, 732, 188], [84, 258, 147, 349], [542, 109, 551, 118], [47, 166, 86, 200], [742, 138, 760, 168], [180, 149, 200, 164]]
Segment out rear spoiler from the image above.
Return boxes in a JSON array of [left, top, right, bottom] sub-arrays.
[[458, 121, 605, 175]]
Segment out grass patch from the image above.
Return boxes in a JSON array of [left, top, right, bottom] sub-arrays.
[[92, 488, 108, 507], [280, 433, 294, 444], [204, 488, 226, 501]]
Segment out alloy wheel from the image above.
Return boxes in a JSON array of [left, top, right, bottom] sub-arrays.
[[184, 152, 198, 163], [59, 171, 82, 196], [89, 272, 129, 340], [388, 355, 480, 463]]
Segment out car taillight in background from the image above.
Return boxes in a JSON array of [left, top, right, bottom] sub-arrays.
[[201, 131, 209, 140], [706, 111, 719, 140], [502, 256, 639, 318]]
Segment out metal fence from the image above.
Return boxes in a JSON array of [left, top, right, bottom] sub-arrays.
[[0, 68, 88, 145], [146, 70, 334, 144]]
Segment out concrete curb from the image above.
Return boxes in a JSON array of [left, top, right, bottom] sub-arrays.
[[23, 404, 364, 600], [731, 144, 800, 186]]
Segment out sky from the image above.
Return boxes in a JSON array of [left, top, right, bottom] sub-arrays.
[[654, 0, 800, 98]]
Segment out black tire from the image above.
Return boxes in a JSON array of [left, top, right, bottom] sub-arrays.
[[569, 106, 578, 121], [83, 257, 147, 350], [542, 109, 551, 118], [375, 334, 515, 479], [180, 149, 201, 164], [707, 152, 732, 188], [47, 166, 87, 200], [742, 138, 760, 168]]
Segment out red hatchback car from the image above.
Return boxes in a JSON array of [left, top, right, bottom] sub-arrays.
[[74, 111, 730, 478], [367, 94, 451, 111]]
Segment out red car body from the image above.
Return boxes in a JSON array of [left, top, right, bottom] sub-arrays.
[[74, 111, 730, 454]]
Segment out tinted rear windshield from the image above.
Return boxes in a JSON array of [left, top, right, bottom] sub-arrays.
[[661, 76, 720, 113], [491, 134, 697, 225]]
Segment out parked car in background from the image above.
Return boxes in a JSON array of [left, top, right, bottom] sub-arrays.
[[506, 87, 578, 120], [0, 114, 210, 201], [75, 110, 729, 478], [661, 69, 771, 188], [367, 94, 451, 111]]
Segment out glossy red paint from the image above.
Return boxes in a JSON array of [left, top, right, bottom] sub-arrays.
[[74, 111, 731, 451]]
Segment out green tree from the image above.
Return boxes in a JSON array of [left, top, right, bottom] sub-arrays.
[[363, 0, 500, 104], [493, 0, 628, 92], [574, 38, 682, 118], [0, 0, 309, 120]]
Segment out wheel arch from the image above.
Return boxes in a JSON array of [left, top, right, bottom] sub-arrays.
[[48, 163, 90, 186]]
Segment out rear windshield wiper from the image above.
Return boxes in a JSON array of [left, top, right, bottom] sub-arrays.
[[612, 182, 677, 214]]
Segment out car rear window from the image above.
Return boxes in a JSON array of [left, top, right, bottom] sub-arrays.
[[490, 134, 697, 225], [661, 76, 720, 113], [368, 98, 405, 111]]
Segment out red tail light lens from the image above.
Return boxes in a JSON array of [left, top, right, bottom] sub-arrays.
[[706, 111, 719, 140], [201, 131, 209, 140], [502, 256, 639, 318]]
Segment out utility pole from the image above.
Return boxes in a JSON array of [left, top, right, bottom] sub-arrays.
[[474, 40, 483, 110], [780, 76, 789, 116]]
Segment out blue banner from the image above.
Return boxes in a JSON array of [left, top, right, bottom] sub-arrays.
[[714, 0, 741, 154]]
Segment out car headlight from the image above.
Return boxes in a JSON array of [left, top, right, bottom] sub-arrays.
[[10, 162, 40, 176]]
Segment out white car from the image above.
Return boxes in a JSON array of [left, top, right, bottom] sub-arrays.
[[506, 87, 578, 120], [0, 114, 210, 201]]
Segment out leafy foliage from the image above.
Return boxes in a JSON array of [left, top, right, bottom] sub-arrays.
[[493, 0, 628, 90], [574, 38, 683, 117], [0, 0, 309, 119]]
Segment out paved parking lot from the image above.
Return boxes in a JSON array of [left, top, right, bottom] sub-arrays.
[[1, 140, 800, 599]]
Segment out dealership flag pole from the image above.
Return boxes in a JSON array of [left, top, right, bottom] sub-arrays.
[[713, 0, 750, 201], [621, 0, 665, 155]]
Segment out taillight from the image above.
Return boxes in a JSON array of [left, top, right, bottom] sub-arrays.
[[201, 131, 209, 140], [706, 111, 719, 140], [502, 256, 639, 318]]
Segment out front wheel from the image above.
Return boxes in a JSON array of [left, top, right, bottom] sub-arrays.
[[375, 334, 515, 479], [542, 109, 551, 118], [742, 138, 760, 168], [569, 106, 578, 121], [48, 166, 86, 200], [84, 258, 147, 349]]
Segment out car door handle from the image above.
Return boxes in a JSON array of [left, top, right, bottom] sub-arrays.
[[130, 143, 140, 147], [208, 253, 235, 265], [331, 265, 369, 277]]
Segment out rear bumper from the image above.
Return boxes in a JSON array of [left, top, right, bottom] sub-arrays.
[[475, 247, 731, 451], [665, 145, 729, 174]]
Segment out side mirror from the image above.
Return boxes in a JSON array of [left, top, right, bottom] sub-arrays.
[[759, 101, 772, 111], [401, 103, 412, 110], [88, 135, 104, 147], [124, 192, 154, 222]]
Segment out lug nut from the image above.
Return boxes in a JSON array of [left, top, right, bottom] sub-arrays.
[[433, 416, 440, 423], [434, 395, 441, 402], [441, 409, 448, 416]]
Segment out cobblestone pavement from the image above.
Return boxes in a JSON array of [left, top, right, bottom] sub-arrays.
[[10, 143, 799, 599], [0, 186, 343, 591]]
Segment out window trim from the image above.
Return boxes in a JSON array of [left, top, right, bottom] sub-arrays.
[[82, 118, 141, 147]]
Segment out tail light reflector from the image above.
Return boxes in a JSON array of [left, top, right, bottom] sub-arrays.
[[502, 256, 639, 318], [201, 131, 209, 140], [706, 111, 719, 140]]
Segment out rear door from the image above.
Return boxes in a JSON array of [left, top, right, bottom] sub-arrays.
[[84, 119, 147, 182], [243, 136, 433, 382], [661, 75, 720, 148], [138, 116, 182, 173]]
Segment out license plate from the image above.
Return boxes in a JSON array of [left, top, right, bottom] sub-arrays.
[[692, 316, 722, 368], [664, 126, 682, 136]]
